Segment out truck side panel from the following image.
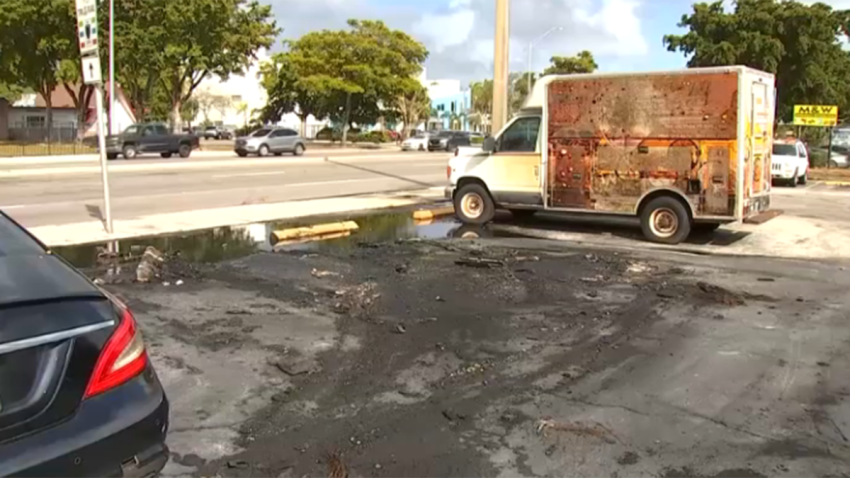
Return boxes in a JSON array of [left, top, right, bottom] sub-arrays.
[[546, 71, 741, 218]]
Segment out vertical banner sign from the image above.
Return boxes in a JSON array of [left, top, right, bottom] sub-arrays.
[[75, 0, 113, 234], [76, 0, 99, 56]]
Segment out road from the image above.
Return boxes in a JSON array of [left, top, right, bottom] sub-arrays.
[[0, 150, 451, 228]]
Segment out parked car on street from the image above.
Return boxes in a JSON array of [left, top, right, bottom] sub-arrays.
[[203, 125, 232, 140], [771, 140, 809, 186], [106, 123, 199, 159], [401, 132, 430, 151], [0, 212, 170, 477], [811, 145, 850, 168], [235, 127, 306, 157], [428, 131, 471, 152]]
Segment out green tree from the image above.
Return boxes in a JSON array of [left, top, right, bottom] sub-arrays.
[[258, 51, 331, 135], [181, 97, 200, 129], [113, 0, 169, 123], [0, 83, 24, 102], [663, 0, 850, 122], [161, 0, 277, 131], [393, 82, 431, 139], [470, 79, 493, 132], [0, 0, 77, 144], [279, 19, 428, 145], [543, 51, 598, 75]]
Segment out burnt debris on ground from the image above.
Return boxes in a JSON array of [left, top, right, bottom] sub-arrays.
[[77, 237, 850, 478]]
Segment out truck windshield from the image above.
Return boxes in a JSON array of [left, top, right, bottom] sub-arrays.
[[772, 144, 797, 156]]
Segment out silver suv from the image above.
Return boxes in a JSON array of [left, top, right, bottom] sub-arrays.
[[234, 127, 307, 157]]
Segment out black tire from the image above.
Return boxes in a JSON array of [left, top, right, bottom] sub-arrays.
[[161, 152, 173, 158], [453, 183, 495, 225], [258, 144, 270, 157], [106, 153, 118, 160], [418, 144, 425, 151], [639, 195, 691, 244], [829, 160, 839, 168], [274, 152, 283, 156], [789, 170, 798, 188], [178, 143, 191, 158], [236, 151, 248, 158], [798, 172, 807, 185], [509, 209, 536, 221], [122, 144, 137, 159], [293, 143, 305, 156]]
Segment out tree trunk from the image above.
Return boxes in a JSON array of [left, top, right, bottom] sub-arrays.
[[171, 99, 182, 133], [341, 92, 352, 146], [45, 97, 53, 154], [299, 114, 307, 138]]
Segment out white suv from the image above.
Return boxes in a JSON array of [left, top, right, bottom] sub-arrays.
[[772, 140, 808, 187]]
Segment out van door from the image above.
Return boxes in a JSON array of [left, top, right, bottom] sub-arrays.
[[488, 116, 543, 206], [750, 81, 771, 196]]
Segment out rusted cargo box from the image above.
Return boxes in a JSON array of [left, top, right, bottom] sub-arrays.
[[544, 67, 774, 221]]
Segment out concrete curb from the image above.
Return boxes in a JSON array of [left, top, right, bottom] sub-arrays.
[[271, 221, 359, 243]]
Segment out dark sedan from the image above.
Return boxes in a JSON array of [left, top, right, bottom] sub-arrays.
[[428, 131, 471, 152], [0, 212, 169, 477]]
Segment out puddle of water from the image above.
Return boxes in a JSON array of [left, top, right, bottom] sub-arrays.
[[53, 210, 463, 269]]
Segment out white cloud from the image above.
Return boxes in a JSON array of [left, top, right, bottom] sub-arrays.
[[265, 0, 648, 83]]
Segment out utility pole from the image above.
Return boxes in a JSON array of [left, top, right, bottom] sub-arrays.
[[492, 0, 510, 133], [108, 0, 115, 135]]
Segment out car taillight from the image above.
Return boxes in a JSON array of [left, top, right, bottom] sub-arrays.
[[84, 308, 147, 399], [446, 165, 452, 179]]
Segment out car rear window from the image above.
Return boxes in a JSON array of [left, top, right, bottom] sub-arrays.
[[0, 214, 44, 257], [772, 144, 797, 156]]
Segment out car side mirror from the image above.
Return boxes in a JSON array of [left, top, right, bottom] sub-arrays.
[[483, 136, 496, 153]]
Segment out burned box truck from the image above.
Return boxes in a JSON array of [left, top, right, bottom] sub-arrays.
[[447, 66, 775, 244]]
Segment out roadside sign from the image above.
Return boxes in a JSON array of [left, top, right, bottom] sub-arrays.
[[75, 0, 99, 56], [82, 56, 102, 85], [793, 104, 838, 127]]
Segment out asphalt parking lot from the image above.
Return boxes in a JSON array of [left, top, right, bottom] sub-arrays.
[[71, 182, 850, 478]]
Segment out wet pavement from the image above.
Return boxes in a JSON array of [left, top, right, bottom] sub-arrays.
[[56, 209, 850, 478]]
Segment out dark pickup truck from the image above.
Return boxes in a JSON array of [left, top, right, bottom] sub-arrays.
[[105, 123, 200, 159]]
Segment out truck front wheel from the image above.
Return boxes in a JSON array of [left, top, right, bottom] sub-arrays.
[[640, 196, 691, 244], [454, 183, 495, 225], [178, 143, 191, 158]]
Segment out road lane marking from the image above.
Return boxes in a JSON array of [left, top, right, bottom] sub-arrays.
[[2, 175, 446, 210], [212, 171, 288, 179], [0, 153, 452, 178]]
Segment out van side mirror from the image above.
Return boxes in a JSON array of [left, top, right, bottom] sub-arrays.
[[483, 136, 496, 153]]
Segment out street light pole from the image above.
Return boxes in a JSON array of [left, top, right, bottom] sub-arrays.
[[527, 26, 562, 97], [492, 0, 510, 133], [108, 0, 115, 135]]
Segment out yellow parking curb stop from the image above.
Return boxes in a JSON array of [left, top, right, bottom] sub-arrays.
[[271, 221, 359, 243]]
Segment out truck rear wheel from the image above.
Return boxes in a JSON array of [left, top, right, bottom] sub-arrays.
[[640, 196, 691, 244], [454, 183, 495, 225], [178, 143, 191, 158]]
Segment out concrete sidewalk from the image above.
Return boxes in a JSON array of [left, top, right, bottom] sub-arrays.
[[30, 188, 445, 246]]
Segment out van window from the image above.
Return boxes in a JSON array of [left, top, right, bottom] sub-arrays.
[[498, 117, 541, 153]]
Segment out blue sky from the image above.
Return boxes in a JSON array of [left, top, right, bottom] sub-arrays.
[[265, 0, 847, 83]]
